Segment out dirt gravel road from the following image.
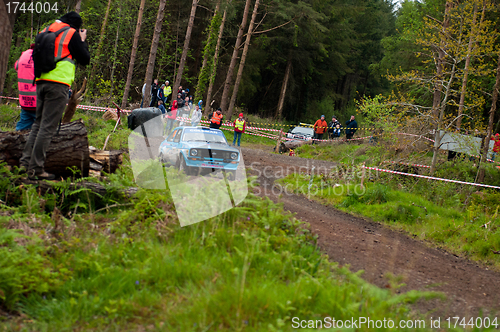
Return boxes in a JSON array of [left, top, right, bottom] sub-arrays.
[[241, 147, 500, 319]]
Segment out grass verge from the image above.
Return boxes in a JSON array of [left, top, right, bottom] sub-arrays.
[[0, 171, 438, 330]]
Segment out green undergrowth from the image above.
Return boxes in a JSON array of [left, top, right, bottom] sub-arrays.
[[293, 140, 500, 220], [277, 173, 500, 269], [0, 167, 439, 331]]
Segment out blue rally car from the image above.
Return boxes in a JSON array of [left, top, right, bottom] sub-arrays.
[[158, 126, 240, 177]]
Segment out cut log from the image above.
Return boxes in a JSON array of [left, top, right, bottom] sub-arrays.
[[0, 120, 90, 176], [89, 149, 123, 174], [280, 139, 312, 153]]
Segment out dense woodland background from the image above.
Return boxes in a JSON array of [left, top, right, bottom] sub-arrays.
[[1, 0, 500, 127]]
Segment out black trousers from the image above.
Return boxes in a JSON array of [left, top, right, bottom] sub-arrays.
[[313, 132, 323, 143], [20, 81, 69, 174]]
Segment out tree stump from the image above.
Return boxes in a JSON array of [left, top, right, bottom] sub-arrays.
[[0, 120, 90, 176]]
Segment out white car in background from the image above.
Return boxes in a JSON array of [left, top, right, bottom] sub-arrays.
[[287, 124, 314, 141]]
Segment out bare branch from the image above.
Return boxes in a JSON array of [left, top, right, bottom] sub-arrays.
[[426, 15, 443, 25], [252, 15, 298, 35]]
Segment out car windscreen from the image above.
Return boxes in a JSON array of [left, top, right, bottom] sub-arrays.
[[182, 128, 228, 144], [291, 127, 314, 136]]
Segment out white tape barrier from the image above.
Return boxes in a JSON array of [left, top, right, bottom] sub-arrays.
[[363, 165, 500, 190]]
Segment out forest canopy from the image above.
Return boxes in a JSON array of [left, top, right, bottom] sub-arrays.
[[1, 0, 499, 128]]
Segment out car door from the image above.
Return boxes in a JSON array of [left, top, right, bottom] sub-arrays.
[[162, 129, 179, 165], [170, 129, 183, 165]]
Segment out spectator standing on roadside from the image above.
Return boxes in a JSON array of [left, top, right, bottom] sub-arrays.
[[157, 99, 166, 114], [150, 79, 158, 107], [345, 115, 358, 140], [163, 80, 171, 104], [491, 133, 500, 161], [313, 115, 328, 144], [141, 82, 146, 107], [327, 116, 341, 139], [233, 113, 246, 147], [15, 44, 37, 131], [209, 108, 223, 129], [157, 83, 165, 104], [165, 100, 178, 135], [176, 92, 185, 108], [332, 124, 342, 138], [20, 11, 90, 180], [191, 104, 202, 127], [179, 96, 191, 126]]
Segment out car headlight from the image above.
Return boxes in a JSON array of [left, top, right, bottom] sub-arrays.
[[231, 152, 238, 160], [190, 149, 198, 156]]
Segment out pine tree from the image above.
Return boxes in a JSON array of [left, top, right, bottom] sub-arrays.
[[143, 0, 167, 108], [121, 0, 146, 109]]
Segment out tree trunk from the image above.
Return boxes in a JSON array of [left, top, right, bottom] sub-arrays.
[[0, 1, 16, 97], [109, 5, 122, 99], [121, 0, 146, 109], [171, 0, 199, 105], [75, 0, 82, 13], [219, 0, 252, 113], [62, 78, 87, 123], [227, 0, 260, 120], [456, 2, 482, 130], [195, 0, 221, 103], [142, 0, 167, 108], [430, 1, 452, 174], [477, 52, 500, 183], [88, 0, 112, 90], [205, 7, 228, 116], [431, 61, 457, 175], [275, 55, 292, 120], [173, 4, 181, 80], [0, 120, 90, 176]]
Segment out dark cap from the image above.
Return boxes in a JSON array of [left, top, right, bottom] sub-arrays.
[[59, 11, 83, 30]]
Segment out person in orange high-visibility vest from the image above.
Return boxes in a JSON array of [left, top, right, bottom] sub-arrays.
[[313, 115, 328, 144], [20, 12, 90, 180], [233, 113, 246, 147], [15, 44, 37, 131], [209, 108, 224, 129]]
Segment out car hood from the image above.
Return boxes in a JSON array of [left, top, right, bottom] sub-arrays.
[[183, 142, 239, 153]]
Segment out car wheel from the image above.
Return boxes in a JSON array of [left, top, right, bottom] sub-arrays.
[[191, 167, 201, 176], [177, 155, 189, 175]]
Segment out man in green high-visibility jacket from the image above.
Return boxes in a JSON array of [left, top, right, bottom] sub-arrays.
[[163, 80, 172, 104], [20, 11, 90, 180]]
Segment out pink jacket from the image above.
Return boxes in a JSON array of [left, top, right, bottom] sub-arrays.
[[15, 49, 36, 112]]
